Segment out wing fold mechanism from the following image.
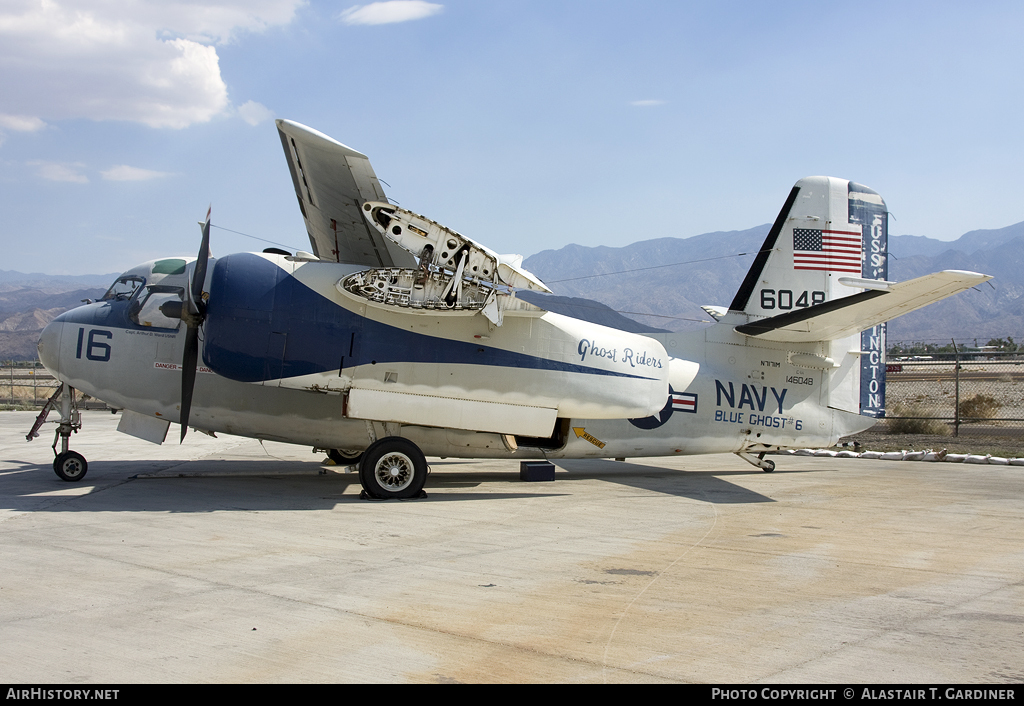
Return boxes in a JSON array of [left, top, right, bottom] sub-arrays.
[[734, 270, 991, 342], [336, 201, 550, 326]]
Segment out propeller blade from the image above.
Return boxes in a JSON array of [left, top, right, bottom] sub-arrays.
[[179, 206, 211, 443], [190, 207, 211, 315], [179, 325, 199, 442]]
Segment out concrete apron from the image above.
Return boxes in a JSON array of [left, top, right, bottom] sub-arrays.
[[1, 411, 1022, 683]]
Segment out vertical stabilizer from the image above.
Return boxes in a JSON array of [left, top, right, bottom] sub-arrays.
[[729, 177, 888, 418]]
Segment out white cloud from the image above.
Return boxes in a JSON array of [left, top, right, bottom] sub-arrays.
[[0, 114, 46, 132], [29, 161, 89, 183], [0, 2, 303, 130], [101, 165, 172, 181], [630, 100, 666, 107], [340, 2, 442, 26], [237, 100, 274, 126]]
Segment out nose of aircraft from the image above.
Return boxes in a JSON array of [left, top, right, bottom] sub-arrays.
[[37, 317, 63, 377]]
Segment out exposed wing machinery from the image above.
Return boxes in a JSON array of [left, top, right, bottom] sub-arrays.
[[341, 201, 551, 325]]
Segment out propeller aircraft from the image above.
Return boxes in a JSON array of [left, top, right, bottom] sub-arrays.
[[32, 120, 991, 498]]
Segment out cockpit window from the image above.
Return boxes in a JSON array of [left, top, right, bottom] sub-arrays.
[[152, 259, 187, 275], [130, 285, 184, 330], [102, 275, 145, 301]]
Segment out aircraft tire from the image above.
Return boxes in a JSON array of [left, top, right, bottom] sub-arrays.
[[761, 459, 776, 473], [359, 437, 427, 499], [53, 451, 88, 482], [328, 448, 363, 466]]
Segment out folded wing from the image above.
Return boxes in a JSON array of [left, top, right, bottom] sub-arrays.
[[276, 119, 415, 267]]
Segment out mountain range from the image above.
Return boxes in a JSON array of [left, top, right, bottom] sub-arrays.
[[0, 279, 112, 361], [2, 221, 1023, 360], [523, 221, 1024, 345]]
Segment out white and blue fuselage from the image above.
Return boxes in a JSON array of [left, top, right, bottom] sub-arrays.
[[38, 252, 874, 463]]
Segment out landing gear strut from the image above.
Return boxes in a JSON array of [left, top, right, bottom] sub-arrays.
[[736, 450, 775, 473], [28, 383, 87, 482]]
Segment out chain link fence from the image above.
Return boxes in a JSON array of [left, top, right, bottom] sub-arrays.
[[881, 351, 1024, 437], [7, 352, 1024, 435], [1, 361, 103, 410]]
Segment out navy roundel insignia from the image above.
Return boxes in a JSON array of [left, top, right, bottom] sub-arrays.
[[628, 387, 698, 430]]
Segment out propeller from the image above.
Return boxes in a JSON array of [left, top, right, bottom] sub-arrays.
[[162, 207, 211, 442]]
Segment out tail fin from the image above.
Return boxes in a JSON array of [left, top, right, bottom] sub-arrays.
[[729, 177, 890, 418], [729, 176, 888, 316]]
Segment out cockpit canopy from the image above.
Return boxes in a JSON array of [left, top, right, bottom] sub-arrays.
[[101, 275, 145, 302]]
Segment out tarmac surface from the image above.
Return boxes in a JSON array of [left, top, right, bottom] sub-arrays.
[[1, 411, 1022, 684]]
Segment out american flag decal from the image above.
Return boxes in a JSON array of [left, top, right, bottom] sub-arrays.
[[672, 392, 697, 413], [793, 228, 862, 274]]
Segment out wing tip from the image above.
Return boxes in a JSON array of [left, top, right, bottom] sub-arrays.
[[276, 119, 369, 160], [939, 269, 993, 282]]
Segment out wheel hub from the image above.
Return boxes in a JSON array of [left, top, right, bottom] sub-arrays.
[[375, 453, 413, 490], [53, 450, 88, 482]]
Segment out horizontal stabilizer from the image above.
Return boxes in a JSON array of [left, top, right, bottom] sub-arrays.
[[735, 270, 991, 342]]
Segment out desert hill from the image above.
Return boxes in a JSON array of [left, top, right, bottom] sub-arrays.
[[3, 220, 1023, 361]]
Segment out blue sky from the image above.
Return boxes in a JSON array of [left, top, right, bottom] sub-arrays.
[[1, 0, 1022, 275]]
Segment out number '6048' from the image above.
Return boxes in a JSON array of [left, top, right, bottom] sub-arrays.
[[760, 289, 825, 310]]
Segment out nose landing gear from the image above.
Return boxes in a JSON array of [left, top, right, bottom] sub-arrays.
[[28, 383, 88, 482]]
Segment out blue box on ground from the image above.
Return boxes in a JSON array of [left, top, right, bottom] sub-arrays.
[[520, 460, 555, 481]]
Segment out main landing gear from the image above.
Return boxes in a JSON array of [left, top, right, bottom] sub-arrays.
[[326, 448, 363, 466], [28, 383, 88, 482], [357, 437, 428, 500]]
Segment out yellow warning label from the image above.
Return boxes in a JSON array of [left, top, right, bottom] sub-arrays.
[[573, 427, 606, 449]]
